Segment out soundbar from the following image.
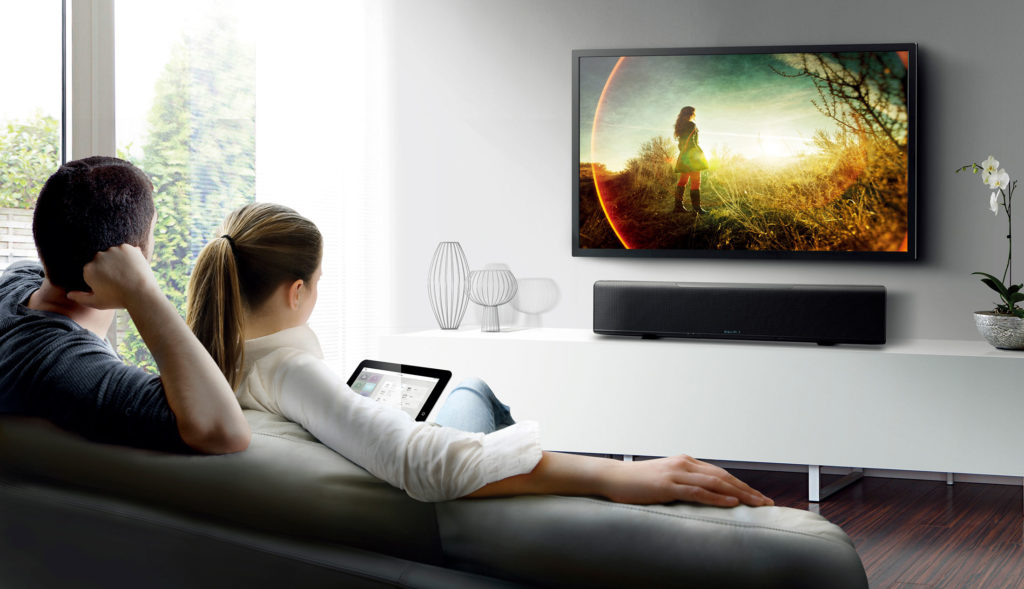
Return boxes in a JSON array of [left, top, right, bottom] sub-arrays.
[[593, 280, 885, 345]]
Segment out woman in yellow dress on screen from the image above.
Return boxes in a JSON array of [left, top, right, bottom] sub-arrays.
[[673, 106, 709, 215]]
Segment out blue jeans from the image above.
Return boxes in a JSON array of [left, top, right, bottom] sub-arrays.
[[432, 377, 516, 434]]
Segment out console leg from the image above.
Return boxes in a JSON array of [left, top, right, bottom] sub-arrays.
[[623, 455, 634, 462], [808, 465, 864, 502], [809, 465, 821, 502], [947, 472, 954, 486]]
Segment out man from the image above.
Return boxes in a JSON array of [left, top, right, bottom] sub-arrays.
[[0, 156, 249, 454]]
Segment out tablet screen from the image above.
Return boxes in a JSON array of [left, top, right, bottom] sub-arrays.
[[347, 360, 451, 421]]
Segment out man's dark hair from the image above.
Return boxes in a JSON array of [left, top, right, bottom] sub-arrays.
[[33, 156, 155, 292]]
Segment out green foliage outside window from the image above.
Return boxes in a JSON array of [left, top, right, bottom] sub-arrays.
[[117, 19, 256, 371], [0, 114, 59, 209]]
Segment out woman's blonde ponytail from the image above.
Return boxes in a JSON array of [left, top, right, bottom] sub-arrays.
[[187, 236, 247, 388]]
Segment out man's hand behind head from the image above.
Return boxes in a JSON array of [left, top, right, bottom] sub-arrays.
[[66, 245, 160, 310]]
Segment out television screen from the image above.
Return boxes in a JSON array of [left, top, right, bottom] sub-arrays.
[[573, 43, 917, 259]]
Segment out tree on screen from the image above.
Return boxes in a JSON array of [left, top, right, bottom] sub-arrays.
[[772, 52, 908, 150]]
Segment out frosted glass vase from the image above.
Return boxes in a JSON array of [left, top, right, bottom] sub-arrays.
[[512, 278, 560, 328], [427, 242, 470, 330]]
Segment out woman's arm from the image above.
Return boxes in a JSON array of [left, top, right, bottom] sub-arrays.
[[266, 341, 770, 507], [272, 353, 542, 502], [467, 451, 774, 508]]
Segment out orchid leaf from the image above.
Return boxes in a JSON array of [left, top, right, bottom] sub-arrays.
[[973, 272, 1010, 298], [979, 277, 1005, 296]]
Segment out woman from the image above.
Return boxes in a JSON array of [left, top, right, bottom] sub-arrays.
[[673, 106, 710, 214], [187, 203, 772, 506]]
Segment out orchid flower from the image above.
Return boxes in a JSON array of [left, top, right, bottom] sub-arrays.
[[981, 155, 1000, 175], [991, 191, 1000, 215], [981, 156, 1000, 186], [985, 168, 1010, 190]]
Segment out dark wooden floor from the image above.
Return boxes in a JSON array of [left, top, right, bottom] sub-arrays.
[[731, 469, 1024, 589]]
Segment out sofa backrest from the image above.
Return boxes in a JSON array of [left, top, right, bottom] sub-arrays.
[[0, 412, 444, 562]]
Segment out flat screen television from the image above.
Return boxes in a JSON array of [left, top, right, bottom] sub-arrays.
[[573, 43, 917, 260]]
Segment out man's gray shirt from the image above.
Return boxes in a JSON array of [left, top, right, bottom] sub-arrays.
[[0, 261, 188, 452]]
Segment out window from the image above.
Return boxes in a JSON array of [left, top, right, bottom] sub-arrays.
[[114, 1, 389, 373], [0, 1, 63, 267], [114, 1, 256, 368]]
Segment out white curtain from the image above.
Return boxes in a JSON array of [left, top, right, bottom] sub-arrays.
[[254, 0, 391, 374]]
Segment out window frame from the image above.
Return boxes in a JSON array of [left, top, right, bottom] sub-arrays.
[[69, 0, 116, 160]]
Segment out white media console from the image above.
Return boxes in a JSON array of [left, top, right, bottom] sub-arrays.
[[380, 328, 1024, 501]]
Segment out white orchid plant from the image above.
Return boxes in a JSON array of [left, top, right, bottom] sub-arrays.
[[956, 155, 1023, 318]]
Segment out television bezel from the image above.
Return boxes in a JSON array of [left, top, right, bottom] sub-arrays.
[[571, 42, 918, 261]]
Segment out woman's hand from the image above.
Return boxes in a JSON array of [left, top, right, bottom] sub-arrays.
[[600, 454, 774, 507]]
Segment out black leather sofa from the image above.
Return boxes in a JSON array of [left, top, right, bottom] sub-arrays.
[[0, 411, 869, 588]]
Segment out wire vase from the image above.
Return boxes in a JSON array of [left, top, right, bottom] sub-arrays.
[[468, 269, 518, 332], [427, 242, 470, 330]]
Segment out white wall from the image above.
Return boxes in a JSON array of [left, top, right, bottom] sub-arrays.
[[383, 0, 1024, 340]]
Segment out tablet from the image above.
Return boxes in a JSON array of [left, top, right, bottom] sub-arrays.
[[346, 360, 451, 421]]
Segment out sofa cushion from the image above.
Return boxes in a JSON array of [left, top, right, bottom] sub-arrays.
[[437, 493, 867, 588]]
